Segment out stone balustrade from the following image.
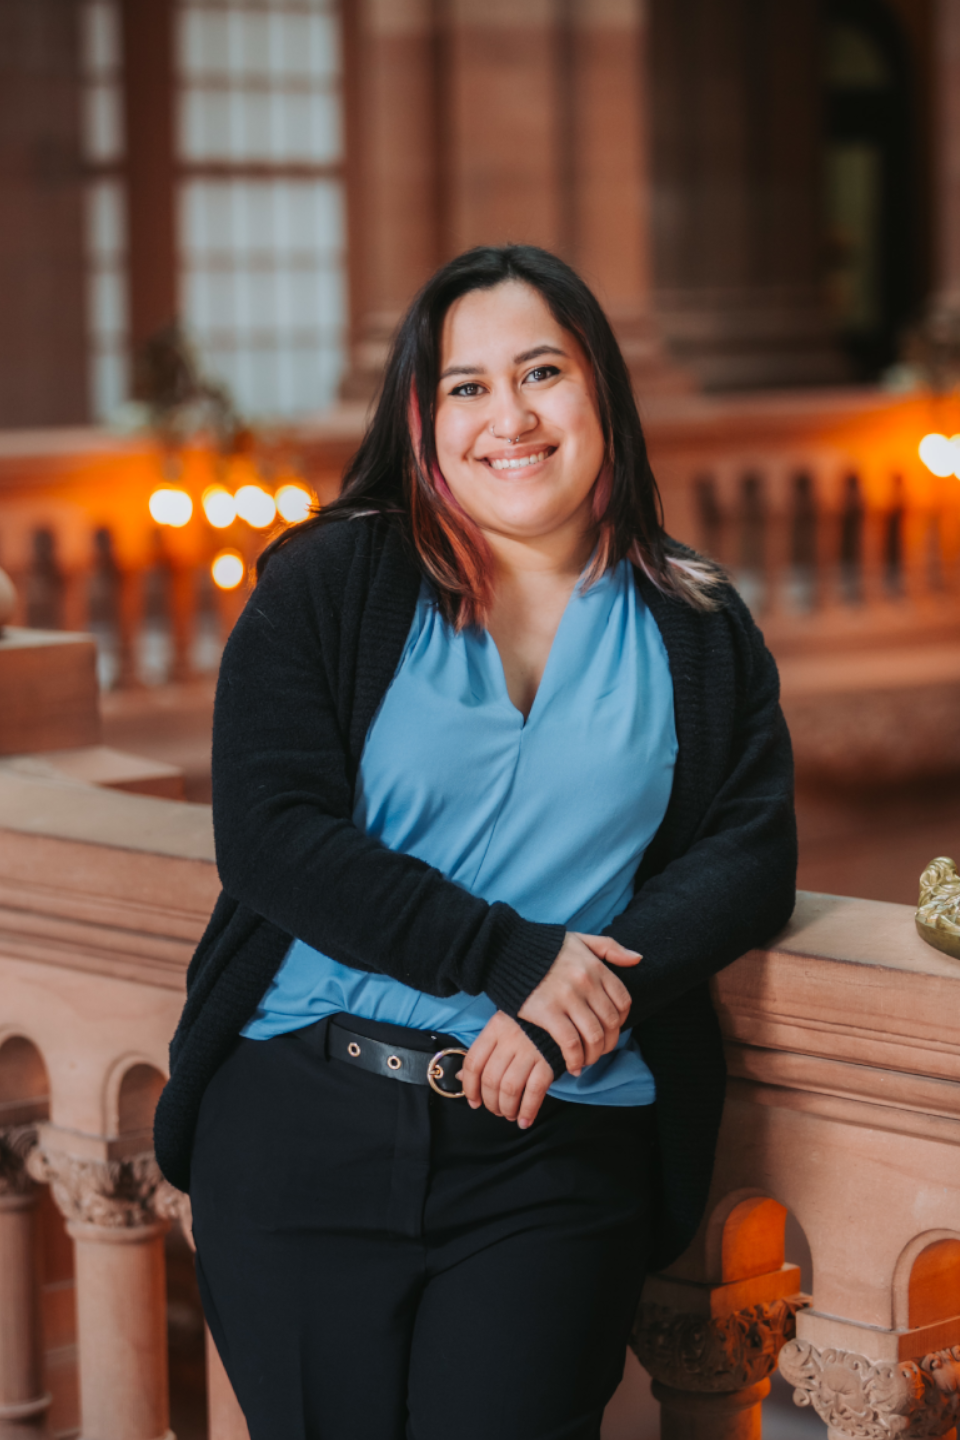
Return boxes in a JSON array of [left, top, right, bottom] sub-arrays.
[[1, 761, 959, 1438], [1, 391, 958, 706]]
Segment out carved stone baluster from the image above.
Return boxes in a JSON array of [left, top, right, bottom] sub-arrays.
[[27, 1145, 172, 1440], [632, 1294, 807, 1440], [0, 1126, 51, 1434], [780, 1338, 960, 1440]]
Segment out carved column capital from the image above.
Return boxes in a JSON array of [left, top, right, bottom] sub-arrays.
[[0, 1123, 39, 1201], [26, 1147, 167, 1230], [780, 1338, 960, 1440], [632, 1297, 806, 1393]]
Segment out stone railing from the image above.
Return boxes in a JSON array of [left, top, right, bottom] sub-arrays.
[[1, 764, 959, 1438], [633, 890, 960, 1440], [1, 391, 959, 697]]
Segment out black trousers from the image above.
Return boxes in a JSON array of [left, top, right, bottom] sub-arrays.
[[190, 1014, 655, 1440]]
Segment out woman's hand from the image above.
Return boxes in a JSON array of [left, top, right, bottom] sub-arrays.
[[460, 1011, 555, 1129], [518, 932, 641, 1076]]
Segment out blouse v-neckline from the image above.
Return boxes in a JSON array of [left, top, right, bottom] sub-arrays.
[[472, 565, 608, 728]]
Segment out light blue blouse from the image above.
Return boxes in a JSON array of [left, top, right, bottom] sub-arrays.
[[242, 559, 677, 1106]]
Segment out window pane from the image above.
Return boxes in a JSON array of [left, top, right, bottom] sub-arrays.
[[89, 267, 128, 339], [91, 348, 129, 423], [82, 1, 121, 76], [87, 181, 126, 261], [83, 83, 124, 162]]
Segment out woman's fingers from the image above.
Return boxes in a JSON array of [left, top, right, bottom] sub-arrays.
[[461, 1024, 500, 1109], [599, 968, 634, 1024], [517, 1059, 553, 1129], [496, 1053, 535, 1122], [542, 1011, 586, 1076], [461, 1012, 556, 1128]]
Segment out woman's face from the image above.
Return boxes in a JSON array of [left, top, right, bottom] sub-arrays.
[[433, 281, 606, 548]]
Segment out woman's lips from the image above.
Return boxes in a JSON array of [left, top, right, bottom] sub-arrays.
[[482, 446, 557, 472]]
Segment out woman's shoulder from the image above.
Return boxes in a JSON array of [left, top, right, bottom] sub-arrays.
[[258, 511, 418, 600], [639, 538, 776, 679]]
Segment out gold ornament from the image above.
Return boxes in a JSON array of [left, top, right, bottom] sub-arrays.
[[916, 856, 960, 961]]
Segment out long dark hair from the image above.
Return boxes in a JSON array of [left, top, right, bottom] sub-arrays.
[[260, 244, 720, 622]]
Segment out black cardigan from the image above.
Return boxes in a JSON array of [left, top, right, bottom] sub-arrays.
[[154, 515, 796, 1269]]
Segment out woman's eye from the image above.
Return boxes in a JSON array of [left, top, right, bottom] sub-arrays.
[[525, 365, 560, 384], [449, 382, 485, 398]]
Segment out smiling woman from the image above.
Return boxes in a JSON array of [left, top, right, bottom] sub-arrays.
[[155, 244, 797, 1440]]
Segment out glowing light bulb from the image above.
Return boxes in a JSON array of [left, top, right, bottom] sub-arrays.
[[918, 433, 960, 478], [148, 488, 193, 527], [234, 484, 277, 528], [211, 550, 246, 590], [202, 485, 237, 528], [275, 483, 313, 523]]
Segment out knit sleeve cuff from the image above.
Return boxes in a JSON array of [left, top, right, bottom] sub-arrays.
[[481, 914, 566, 1022], [516, 1018, 565, 1077]]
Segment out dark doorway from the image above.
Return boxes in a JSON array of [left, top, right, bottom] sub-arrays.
[[822, 1, 920, 378]]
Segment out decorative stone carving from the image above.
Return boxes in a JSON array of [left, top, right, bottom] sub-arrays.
[[780, 1338, 960, 1440], [153, 1176, 194, 1243], [631, 1296, 807, 1393], [0, 1123, 38, 1198], [26, 1147, 166, 1229], [916, 856, 960, 961]]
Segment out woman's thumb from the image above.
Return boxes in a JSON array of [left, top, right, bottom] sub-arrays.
[[581, 934, 642, 965]]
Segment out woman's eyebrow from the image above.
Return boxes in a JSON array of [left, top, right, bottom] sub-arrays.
[[439, 363, 484, 379], [514, 345, 568, 364], [439, 344, 568, 380]]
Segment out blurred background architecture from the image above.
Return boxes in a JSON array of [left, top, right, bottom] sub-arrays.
[[2, 2, 960, 1438]]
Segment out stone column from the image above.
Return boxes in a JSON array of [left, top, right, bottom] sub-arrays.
[[565, 0, 690, 393], [648, 0, 846, 390], [0, 1126, 51, 1434], [27, 1142, 172, 1440], [780, 1338, 960, 1440], [341, 0, 442, 397], [631, 1283, 806, 1440]]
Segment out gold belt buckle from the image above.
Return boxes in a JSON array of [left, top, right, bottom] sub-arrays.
[[427, 1047, 468, 1098]]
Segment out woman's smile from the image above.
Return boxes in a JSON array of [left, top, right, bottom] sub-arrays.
[[482, 445, 558, 473]]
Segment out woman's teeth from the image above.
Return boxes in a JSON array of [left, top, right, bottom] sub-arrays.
[[489, 450, 550, 471]]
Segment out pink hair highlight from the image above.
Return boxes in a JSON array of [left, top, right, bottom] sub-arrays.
[[406, 388, 494, 628]]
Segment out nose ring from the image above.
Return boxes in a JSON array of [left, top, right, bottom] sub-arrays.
[[491, 425, 523, 444]]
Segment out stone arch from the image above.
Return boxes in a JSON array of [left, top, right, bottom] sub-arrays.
[[0, 1030, 50, 1125], [892, 1230, 960, 1332], [103, 1056, 166, 1141], [704, 1189, 814, 1295]]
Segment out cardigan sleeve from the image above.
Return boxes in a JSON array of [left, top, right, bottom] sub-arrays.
[[210, 535, 565, 1021], [605, 599, 797, 1022]]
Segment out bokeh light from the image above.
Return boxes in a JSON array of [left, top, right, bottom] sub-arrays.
[[148, 488, 194, 527], [276, 483, 313, 523], [211, 550, 246, 590], [918, 433, 960, 478], [202, 485, 237, 528], [234, 484, 277, 528]]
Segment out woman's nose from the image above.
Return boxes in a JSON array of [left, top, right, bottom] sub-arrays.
[[489, 392, 536, 441]]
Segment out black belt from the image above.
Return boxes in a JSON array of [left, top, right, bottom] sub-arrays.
[[327, 1019, 468, 1098]]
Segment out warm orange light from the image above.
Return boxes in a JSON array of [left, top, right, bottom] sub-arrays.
[[234, 484, 277, 528], [275, 483, 313, 523], [211, 550, 246, 590], [149, 488, 193, 527], [202, 484, 237, 528], [919, 433, 960, 478]]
